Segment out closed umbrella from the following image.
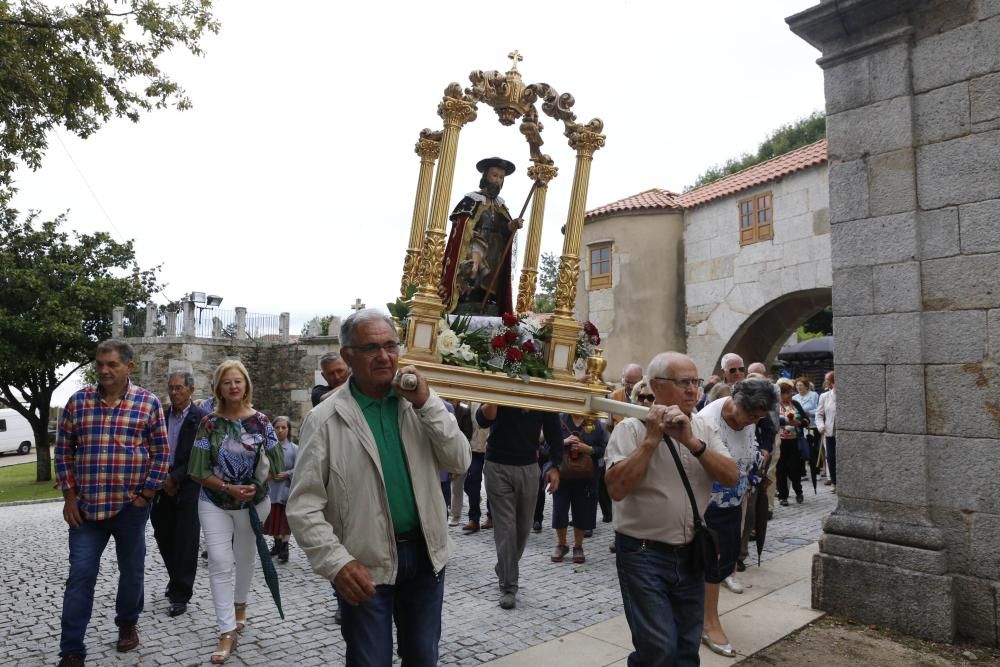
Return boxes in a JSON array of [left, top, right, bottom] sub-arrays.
[[248, 503, 285, 620]]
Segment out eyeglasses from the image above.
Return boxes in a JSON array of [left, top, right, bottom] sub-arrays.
[[637, 393, 656, 402], [726, 367, 747, 375], [653, 377, 704, 389], [345, 341, 401, 356]]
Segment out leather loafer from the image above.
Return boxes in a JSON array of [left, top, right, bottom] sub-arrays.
[[702, 633, 735, 658], [168, 602, 187, 617], [461, 521, 480, 534], [116, 623, 139, 652]]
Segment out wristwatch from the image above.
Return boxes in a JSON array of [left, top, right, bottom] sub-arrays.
[[692, 440, 708, 458]]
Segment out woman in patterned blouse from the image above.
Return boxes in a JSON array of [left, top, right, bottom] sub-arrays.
[[190, 360, 283, 664]]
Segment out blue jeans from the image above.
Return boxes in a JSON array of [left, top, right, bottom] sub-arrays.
[[340, 539, 445, 666], [615, 532, 704, 667], [60, 502, 150, 657]]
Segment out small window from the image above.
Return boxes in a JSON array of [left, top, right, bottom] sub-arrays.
[[738, 191, 774, 245], [0, 419, 6, 432], [589, 243, 612, 290]]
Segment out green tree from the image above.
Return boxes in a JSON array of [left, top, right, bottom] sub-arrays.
[[0, 202, 160, 481], [687, 112, 826, 190], [0, 0, 218, 191], [533, 251, 559, 313]]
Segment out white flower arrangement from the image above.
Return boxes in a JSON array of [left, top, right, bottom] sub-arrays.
[[436, 328, 461, 355]]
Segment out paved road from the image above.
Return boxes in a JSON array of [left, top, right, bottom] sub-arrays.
[[0, 480, 837, 666]]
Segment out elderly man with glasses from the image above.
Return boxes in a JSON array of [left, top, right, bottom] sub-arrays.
[[605, 352, 738, 667], [288, 309, 470, 666]]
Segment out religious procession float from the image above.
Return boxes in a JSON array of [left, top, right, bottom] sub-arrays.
[[393, 53, 639, 421]]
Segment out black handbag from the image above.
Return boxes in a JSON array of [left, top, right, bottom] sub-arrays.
[[663, 436, 720, 573]]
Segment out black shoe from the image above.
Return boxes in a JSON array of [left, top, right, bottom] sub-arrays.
[[609, 542, 617, 554], [270, 539, 281, 556], [532, 521, 542, 533], [168, 602, 187, 617], [278, 541, 289, 564], [57, 655, 85, 667], [602, 515, 612, 523], [201, 549, 208, 559], [736, 560, 747, 572], [796, 494, 804, 504], [779, 499, 789, 506], [583, 529, 593, 538]]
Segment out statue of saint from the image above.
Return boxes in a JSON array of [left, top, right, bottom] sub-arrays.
[[439, 157, 524, 316]]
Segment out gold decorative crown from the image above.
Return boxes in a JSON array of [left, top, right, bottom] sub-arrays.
[[467, 50, 532, 126]]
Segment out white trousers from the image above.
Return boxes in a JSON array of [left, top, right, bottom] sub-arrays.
[[199, 497, 270, 633]]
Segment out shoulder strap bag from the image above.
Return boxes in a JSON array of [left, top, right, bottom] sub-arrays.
[[663, 436, 720, 573]]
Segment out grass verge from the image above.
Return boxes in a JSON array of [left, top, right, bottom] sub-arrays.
[[0, 461, 61, 503]]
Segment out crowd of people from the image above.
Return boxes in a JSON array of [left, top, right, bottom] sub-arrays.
[[53, 315, 838, 667]]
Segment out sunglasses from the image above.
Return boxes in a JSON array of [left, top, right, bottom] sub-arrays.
[[637, 394, 655, 402], [726, 367, 747, 374]]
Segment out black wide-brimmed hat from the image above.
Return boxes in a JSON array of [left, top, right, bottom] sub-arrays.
[[476, 157, 515, 175]]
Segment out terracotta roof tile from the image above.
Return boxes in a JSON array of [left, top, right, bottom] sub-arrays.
[[585, 188, 682, 220], [676, 139, 828, 209]]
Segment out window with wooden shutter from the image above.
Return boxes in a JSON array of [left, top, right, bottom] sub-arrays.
[[589, 243, 612, 290], [737, 191, 774, 245]]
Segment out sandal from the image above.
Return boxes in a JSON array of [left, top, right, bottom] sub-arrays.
[[572, 546, 586, 564], [234, 602, 248, 632], [210, 631, 238, 664], [551, 544, 570, 562]]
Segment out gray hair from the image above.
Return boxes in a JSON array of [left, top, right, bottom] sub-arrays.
[[340, 309, 397, 348], [646, 351, 693, 381], [319, 352, 343, 367], [731, 378, 778, 414], [720, 352, 743, 370], [707, 382, 731, 403], [96, 339, 135, 363], [167, 370, 195, 388]]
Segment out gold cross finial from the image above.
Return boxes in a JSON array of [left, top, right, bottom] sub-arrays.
[[507, 50, 523, 72]]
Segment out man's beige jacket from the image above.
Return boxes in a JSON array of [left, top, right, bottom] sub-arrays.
[[287, 386, 471, 584]]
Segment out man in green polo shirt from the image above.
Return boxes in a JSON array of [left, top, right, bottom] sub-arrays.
[[288, 309, 470, 666]]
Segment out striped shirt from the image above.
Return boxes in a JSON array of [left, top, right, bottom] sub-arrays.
[[56, 382, 170, 521]]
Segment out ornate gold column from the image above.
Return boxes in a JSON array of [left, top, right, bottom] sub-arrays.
[[404, 85, 477, 361], [546, 124, 606, 380], [515, 163, 558, 313], [401, 130, 442, 297]]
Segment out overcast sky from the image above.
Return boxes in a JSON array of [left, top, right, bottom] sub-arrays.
[[14, 0, 824, 400]]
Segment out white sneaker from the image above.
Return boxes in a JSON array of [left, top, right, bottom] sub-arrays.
[[448, 518, 460, 527], [722, 575, 744, 594]]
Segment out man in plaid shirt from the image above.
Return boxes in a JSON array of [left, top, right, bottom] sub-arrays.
[[55, 339, 169, 667]]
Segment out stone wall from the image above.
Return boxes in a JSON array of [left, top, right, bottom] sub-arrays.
[[789, 0, 1000, 646], [684, 166, 831, 375], [129, 335, 341, 435]]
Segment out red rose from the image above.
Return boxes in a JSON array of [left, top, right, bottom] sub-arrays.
[[521, 340, 535, 352], [504, 330, 518, 344], [583, 321, 598, 336], [502, 312, 518, 327], [505, 347, 524, 362], [491, 335, 506, 349], [591, 334, 601, 345]]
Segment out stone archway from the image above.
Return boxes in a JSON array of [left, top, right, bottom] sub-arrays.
[[716, 287, 831, 370]]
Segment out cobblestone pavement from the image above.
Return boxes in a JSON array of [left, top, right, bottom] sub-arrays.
[[1, 481, 837, 666]]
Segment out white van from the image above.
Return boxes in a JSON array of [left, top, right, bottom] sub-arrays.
[[0, 408, 34, 455]]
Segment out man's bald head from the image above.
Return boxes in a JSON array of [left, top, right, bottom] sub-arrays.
[[621, 363, 643, 394], [747, 362, 767, 376]]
